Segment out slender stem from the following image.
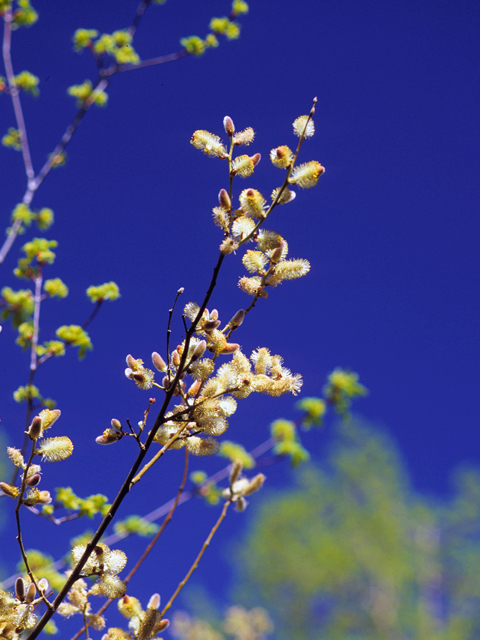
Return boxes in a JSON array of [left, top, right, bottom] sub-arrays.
[[166, 288, 184, 379], [2, 7, 35, 186], [15, 438, 54, 611], [116, 50, 189, 73], [161, 498, 233, 616], [30, 269, 43, 373]]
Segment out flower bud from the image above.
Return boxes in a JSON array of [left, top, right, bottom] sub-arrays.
[[152, 351, 167, 372], [250, 153, 261, 167], [229, 459, 243, 485], [36, 490, 52, 505], [96, 429, 122, 445], [25, 473, 41, 487], [221, 343, 239, 354], [191, 340, 207, 362], [38, 578, 49, 594], [243, 473, 266, 496], [187, 379, 202, 397], [15, 577, 25, 602], [203, 319, 221, 332], [270, 244, 284, 264], [147, 593, 161, 610], [28, 416, 42, 440], [111, 419, 122, 432], [0, 482, 19, 498], [223, 116, 235, 136], [25, 582, 36, 604], [235, 496, 247, 512], [157, 619, 170, 632], [218, 188, 231, 211], [172, 350, 181, 367], [228, 309, 245, 329], [126, 354, 136, 369]]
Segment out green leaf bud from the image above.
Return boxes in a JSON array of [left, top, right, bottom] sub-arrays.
[[86, 281, 120, 302], [44, 278, 68, 298], [13, 71, 39, 96], [2, 127, 22, 150]]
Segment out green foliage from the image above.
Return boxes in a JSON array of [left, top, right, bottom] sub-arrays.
[[113, 515, 159, 538], [190, 471, 223, 505], [11, 0, 38, 29], [270, 419, 309, 466], [2, 126, 21, 150], [14, 238, 57, 279], [35, 207, 54, 230], [1, 286, 33, 327], [17, 550, 65, 592], [13, 384, 55, 408], [296, 397, 326, 428], [55, 325, 92, 359], [218, 441, 255, 469], [72, 28, 98, 51], [234, 420, 480, 640], [44, 278, 68, 298], [67, 80, 108, 107], [53, 487, 110, 518], [231, 1, 249, 17], [180, 35, 217, 57], [36, 340, 66, 358], [324, 367, 368, 415], [13, 70, 39, 95], [86, 281, 120, 302], [209, 17, 241, 40]]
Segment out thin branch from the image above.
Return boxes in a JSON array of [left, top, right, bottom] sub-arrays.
[[161, 497, 233, 616], [116, 50, 189, 73], [2, 7, 35, 186], [29, 269, 43, 373], [15, 438, 54, 612]]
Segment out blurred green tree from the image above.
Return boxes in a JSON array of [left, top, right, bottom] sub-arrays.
[[230, 419, 480, 640]]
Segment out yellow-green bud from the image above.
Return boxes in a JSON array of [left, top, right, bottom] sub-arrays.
[[219, 188, 231, 210]]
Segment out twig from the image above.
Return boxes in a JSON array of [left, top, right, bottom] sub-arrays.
[[161, 497, 233, 616], [15, 438, 54, 612], [2, 7, 35, 187], [29, 269, 43, 373]]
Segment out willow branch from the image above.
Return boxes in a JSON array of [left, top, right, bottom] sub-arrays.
[[161, 497, 233, 616]]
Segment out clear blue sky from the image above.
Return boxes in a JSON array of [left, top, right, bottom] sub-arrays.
[[1, 0, 479, 628]]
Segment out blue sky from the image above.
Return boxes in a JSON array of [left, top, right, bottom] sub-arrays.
[[1, 0, 479, 628]]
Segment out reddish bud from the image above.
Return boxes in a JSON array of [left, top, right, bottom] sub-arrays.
[[25, 582, 36, 604], [15, 577, 25, 602], [218, 188, 231, 211], [229, 309, 245, 329], [250, 153, 261, 167], [191, 340, 207, 362], [152, 351, 167, 372], [223, 116, 235, 136], [25, 473, 41, 487], [28, 416, 42, 440]]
